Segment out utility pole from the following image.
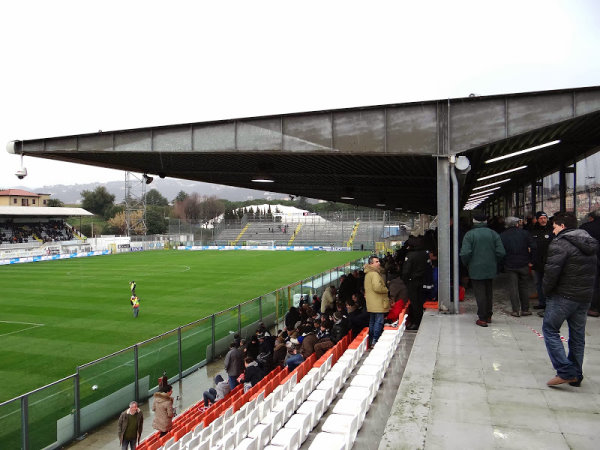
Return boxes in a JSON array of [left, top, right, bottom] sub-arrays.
[[124, 172, 148, 236]]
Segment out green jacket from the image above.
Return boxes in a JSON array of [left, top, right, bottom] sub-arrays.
[[460, 223, 506, 280]]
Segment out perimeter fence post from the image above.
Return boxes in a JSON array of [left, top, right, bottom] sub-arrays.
[[74, 369, 80, 439], [177, 328, 183, 381], [21, 395, 28, 450], [211, 314, 216, 361], [134, 345, 139, 403]]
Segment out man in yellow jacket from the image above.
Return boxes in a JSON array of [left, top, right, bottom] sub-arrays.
[[364, 255, 390, 346]]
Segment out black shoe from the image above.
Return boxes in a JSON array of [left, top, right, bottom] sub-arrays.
[[569, 376, 583, 387], [533, 305, 545, 309], [537, 310, 545, 318]]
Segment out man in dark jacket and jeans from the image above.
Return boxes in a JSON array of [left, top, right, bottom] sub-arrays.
[[500, 217, 536, 317], [542, 212, 598, 387]]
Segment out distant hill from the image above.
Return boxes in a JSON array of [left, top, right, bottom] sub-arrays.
[[13, 179, 290, 204]]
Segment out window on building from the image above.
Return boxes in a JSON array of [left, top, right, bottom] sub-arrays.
[[21, 198, 29, 206], [43, 199, 47, 205], [13, 198, 17, 204], [32, 199, 36, 205]]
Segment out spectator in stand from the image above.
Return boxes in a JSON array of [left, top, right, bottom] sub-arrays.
[[402, 235, 430, 330], [320, 286, 336, 314], [579, 209, 600, 318], [202, 374, 231, 408], [311, 295, 321, 315], [242, 357, 265, 391], [337, 274, 355, 304], [152, 384, 174, 437], [285, 307, 301, 333], [364, 255, 390, 346], [314, 311, 349, 358], [272, 335, 287, 368], [530, 211, 554, 315], [460, 213, 506, 327], [500, 216, 536, 317], [118, 401, 143, 450], [224, 342, 244, 390], [285, 345, 304, 371], [299, 325, 318, 359], [385, 297, 405, 325], [346, 300, 370, 337]]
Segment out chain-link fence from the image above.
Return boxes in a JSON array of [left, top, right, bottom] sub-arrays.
[[0, 256, 369, 449]]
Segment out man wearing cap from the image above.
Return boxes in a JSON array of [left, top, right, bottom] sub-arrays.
[[460, 214, 506, 327], [579, 209, 600, 317], [530, 211, 553, 315]]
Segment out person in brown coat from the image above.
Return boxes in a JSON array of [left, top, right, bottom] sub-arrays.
[[299, 325, 318, 359], [364, 255, 390, 346], [152, 384, 174, 437]]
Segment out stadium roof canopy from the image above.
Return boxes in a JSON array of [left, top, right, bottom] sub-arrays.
[[7, 86, 600, 215], [0, 206, 93, 218]]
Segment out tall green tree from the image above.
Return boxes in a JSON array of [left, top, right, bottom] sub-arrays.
[[174, 190, 188, 203], [145, 189, 169, 206], [81, 186, 115, 219], [146, 206, 168, 234]]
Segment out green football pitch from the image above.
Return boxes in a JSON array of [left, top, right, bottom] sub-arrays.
[[0, 250, 367, 402]]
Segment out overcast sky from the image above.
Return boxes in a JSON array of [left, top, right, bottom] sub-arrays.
[[1, 0, 599, 190]]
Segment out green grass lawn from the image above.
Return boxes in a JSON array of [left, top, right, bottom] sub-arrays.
[[0, 250, 367, 402]]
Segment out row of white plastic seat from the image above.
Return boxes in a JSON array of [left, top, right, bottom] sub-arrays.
[[308, 320, 405, 449], [165, 323, 401, 450]]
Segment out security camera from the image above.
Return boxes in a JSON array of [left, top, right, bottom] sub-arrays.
[[15, 167, 27, 179]]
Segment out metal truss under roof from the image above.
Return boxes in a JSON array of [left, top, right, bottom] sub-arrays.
[[8, 86, 600, 215]]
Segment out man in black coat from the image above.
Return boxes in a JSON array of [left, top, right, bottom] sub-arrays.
[[579, 209, 600, 317], [500, 217, 536, 316], [530, 211, 553, 314], [542, 212, 598, 387]]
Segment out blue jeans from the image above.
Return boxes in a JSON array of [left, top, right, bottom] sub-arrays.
[[369, 312, 385, 345], [542, 295, 590, 380], [228, 375, 239, 391]]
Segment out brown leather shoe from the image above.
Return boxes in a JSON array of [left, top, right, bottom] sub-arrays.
[[588, 310, 600, 317], [547, 376, 578, 386], [476, 319, 488, 327], [510, 311, 520, 317], [521, 311, 532, 316], [529, 293, 538, 299], [486, 317, 492, 323]]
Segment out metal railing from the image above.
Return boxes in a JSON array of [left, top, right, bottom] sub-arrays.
[[0, 256, 368, 450]]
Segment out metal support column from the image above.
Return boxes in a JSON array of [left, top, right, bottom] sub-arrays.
[[211, 315, 216, 360], [437, 101, 452, 312], [177, 328, 183, 382], [74, 370, 80, 439], [134, 346, 139, 402]]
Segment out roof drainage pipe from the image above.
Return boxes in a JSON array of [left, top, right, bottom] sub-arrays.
[[449, 158, 460, 314]]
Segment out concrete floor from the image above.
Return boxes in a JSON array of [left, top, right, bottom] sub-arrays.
[[65, 273, 600, 449]]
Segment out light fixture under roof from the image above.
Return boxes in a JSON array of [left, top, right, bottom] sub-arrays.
[[468, 186, 501, 196], [251, 174, 274, 183], [340, 196, 355, 200], [376, 203, 386, 207], [472, 178, 511, 191], [485, 140, 560, 164], [477, 165, 527, 181]]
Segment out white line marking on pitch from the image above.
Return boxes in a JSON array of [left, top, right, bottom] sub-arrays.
[[0, 321, 45, 337]]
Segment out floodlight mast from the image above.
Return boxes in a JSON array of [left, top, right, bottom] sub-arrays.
[[124, 172, 147, 236]]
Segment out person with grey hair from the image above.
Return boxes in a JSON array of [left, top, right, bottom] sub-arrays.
[[500, 217, 537, 316], [118, 401, 143, 449]]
